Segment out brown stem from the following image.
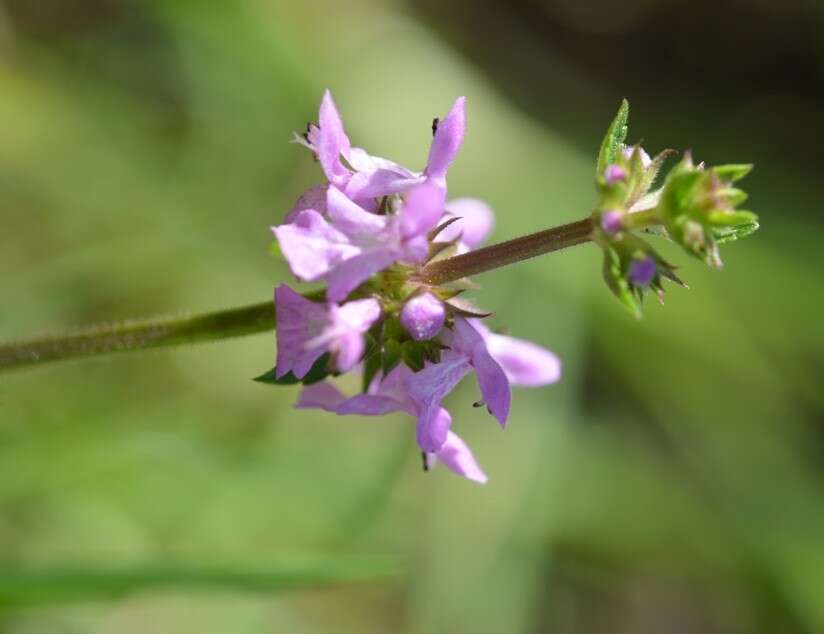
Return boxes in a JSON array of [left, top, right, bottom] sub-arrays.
[[418, 218, 594, 285]]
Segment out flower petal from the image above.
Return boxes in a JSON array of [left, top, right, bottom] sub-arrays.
[[483, 333, 562, 387], [453, 318, 510, 427], [344, 169, 424, 200], [400, 180, 446, 239], [440, 198, 495, 249], [317, 90, 352, 186], [416, 405, 454, 455], [347, 147, 419, 177], [272, 210, 358, 281], [325, 248, 399, 302], [336, 393, 411, 416], [274, 285, 328, 379], [284, 185, 327, 224], [434, 430, 488, 484], [426, 96, 466, 180], [326, 186, 387, 239], [407, 353, 472, 451], [296, 381, 348, 411]]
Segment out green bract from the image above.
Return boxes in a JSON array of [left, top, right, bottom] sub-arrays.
[[596, 99, 629, 178]]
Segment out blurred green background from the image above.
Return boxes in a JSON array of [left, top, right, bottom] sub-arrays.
[[1, 0, 822, 632]]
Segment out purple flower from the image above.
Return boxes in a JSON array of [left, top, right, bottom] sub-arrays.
[[297, 366, 488, 484], [295, 90, 465, 209], [400, 292, 446, 341], [274, 284, 380, 378], [628, 255, 657, 287], [273, 186, 427, 302], [266, 91, 564, 484]]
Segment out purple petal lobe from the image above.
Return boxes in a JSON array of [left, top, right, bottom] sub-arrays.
[[336, 394, 409, 416], [453, 318, 510, 427], [347, 147, 418, 175], [401, 181, 446, 239], [317, 90, 352, 185], [296, 381, 347, 411], [329, 298, 381, 372], [275, 285, 329, 379], [325, 248, 399, 302], [426, 97, 466, 180], [408, 354, 472, 452], [485, 334, 561, 387], [440, 198, 495, 249], [272, 210, 357, 281], [435, 431, 488, 484], [400, 292, 446, 341], [416, 405, 453, 455], [345, 169, 424, 200], [285, 185, 327, 224], [326, 186, 387, 238]]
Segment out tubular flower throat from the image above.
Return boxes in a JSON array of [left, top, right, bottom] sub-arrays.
[[270, 91, 561, 483]]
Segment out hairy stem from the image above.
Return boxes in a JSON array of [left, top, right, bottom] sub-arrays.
[[0, 301, 274, 372], [418, 218, 594, 285], [0, 217, 598, 373]]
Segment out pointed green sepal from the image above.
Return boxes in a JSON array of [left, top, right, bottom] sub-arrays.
[[596, 99, 630, 178], [253, 353, 332, 386]]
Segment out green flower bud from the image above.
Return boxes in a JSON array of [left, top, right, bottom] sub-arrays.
[[657, 154, 758, 267]]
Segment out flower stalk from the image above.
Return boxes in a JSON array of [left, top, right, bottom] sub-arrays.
[[418, 218, 593, 285]]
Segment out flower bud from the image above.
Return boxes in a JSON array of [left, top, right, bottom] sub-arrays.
[[600, 210, 624, 234], [401, 292, 446, 341], [628, 255, 656, 287], [604, 164, 627, 184]]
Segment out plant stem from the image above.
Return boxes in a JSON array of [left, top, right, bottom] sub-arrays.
[[0, 301, 274, 372], [0, 217, 598, 373], [417, 217, 594, 285]]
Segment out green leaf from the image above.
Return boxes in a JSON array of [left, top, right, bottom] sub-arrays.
[[253, 353, 331, 386], [596, 99, 630, 178], [381, 340, 403, 376], [401, 341, 426, 372], [707, 209, 758, 227], [0, 557, 401, 608], [362, 348, 382, 392], [712, 218, 760, 244], [602, 248, 641, 319], [626, 149, 675, 208], [712, 163, 753, 182]]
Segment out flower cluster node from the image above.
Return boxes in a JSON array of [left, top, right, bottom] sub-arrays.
[[266, 91, 561, 483], [591, 100, 757, 317]]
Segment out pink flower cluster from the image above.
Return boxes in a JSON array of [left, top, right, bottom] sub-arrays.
[[270, 91, 561, 483]]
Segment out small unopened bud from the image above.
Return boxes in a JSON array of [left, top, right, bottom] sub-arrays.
[[628, 255, 656, 287], [401, 292, 446, 341], [604, 164, 627, 184], [600, 210, 624, 234]]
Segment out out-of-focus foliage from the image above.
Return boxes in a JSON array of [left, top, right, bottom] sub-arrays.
[[0, 0, 822, 632]]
